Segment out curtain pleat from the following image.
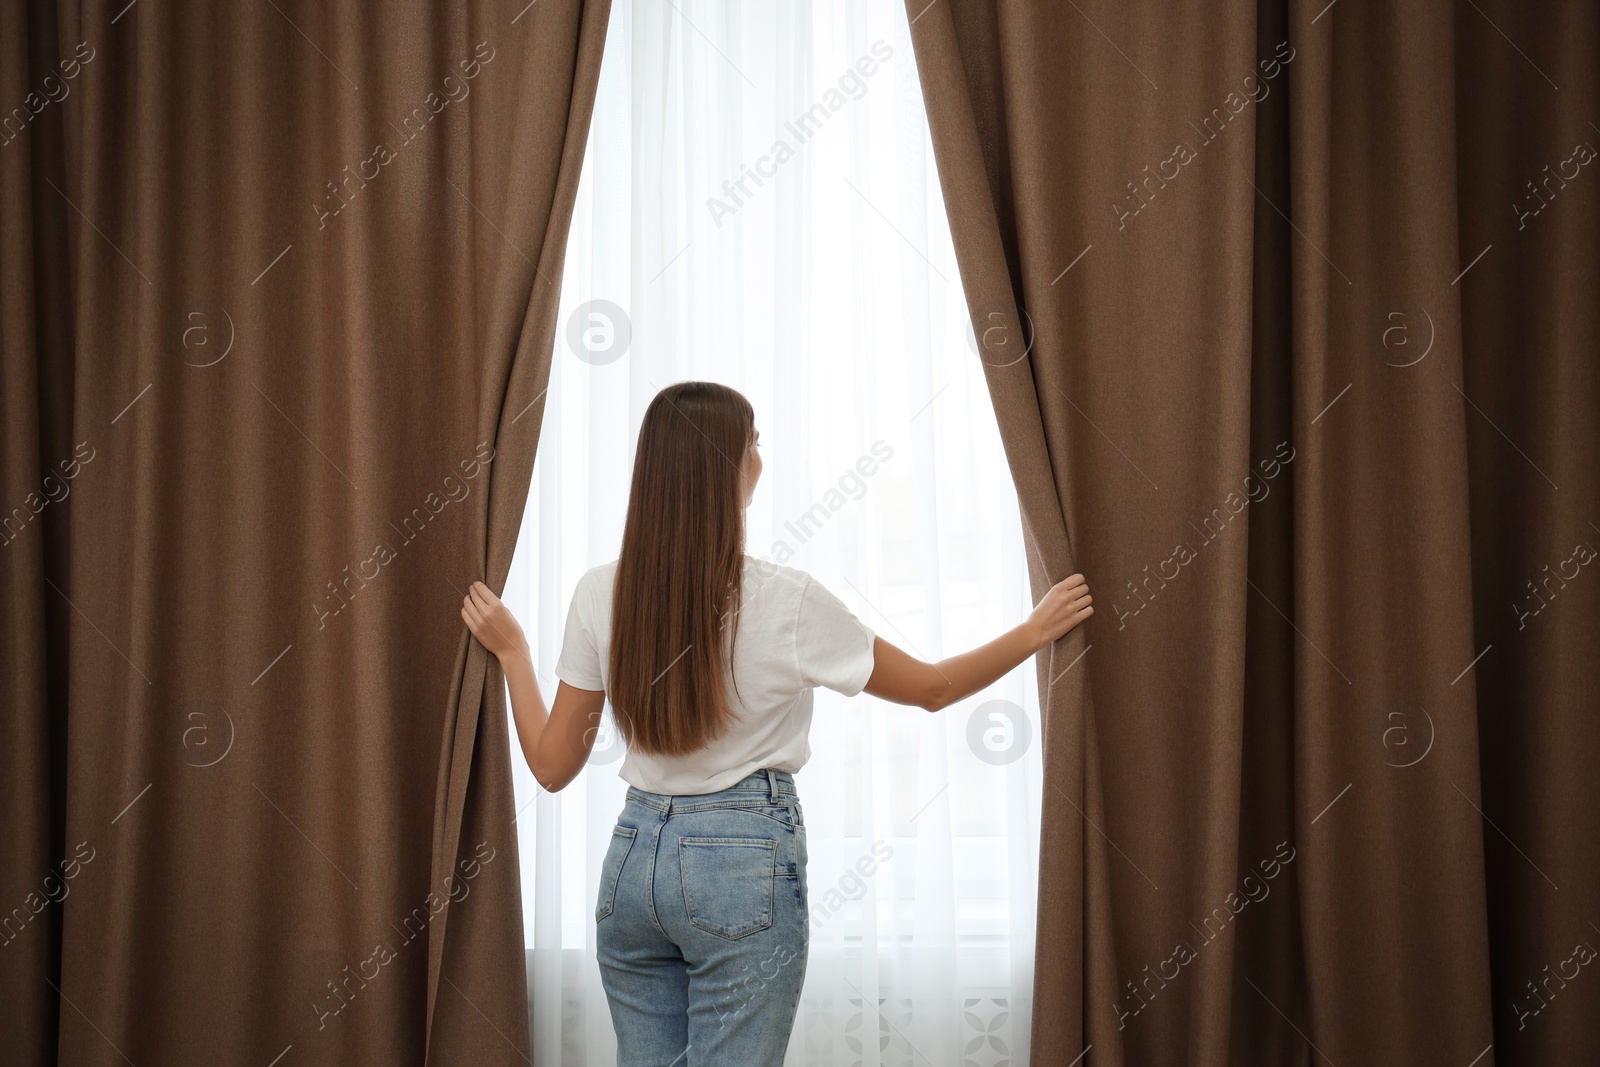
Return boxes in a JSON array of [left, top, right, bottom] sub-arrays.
[[0, 1, 609, 1063], [1, 8, 75, 1066], [1280, 2, 1494, 1061], [906, 0, 1598, 1063], [1457, 4, 1600, 1063]]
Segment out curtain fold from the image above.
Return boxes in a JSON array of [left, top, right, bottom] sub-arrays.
[[1457, 5, 1600, 1063], [907, 0, 1598, 1063], [1, 1, 609, 1063]]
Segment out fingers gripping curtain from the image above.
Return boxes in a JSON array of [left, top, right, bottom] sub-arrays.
[[906, 1, 1599, 1064], [0, 1, 609, 1064]]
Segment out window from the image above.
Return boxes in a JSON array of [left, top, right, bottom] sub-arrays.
[[504, 3, 1042, 1060]]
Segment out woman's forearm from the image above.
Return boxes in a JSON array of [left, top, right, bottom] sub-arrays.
[[461, 581, 600, 792], [499, 644, 551, 778], [919, 571, 1093, 710], [924, 620, 1044, 711]]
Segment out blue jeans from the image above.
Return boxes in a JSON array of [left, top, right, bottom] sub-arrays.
[[596, 768, 809, 1066]]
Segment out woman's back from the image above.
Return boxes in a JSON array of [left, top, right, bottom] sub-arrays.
[[555, 554, 876, 794]]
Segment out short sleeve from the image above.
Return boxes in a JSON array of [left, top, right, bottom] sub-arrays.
[[554, 572, 606, 691], [794, 576, 877, 696]]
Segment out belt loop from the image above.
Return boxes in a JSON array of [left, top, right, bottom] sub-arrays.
[[765, 768, 780, 803]]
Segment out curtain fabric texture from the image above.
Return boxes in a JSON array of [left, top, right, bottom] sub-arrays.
[[1, 1, 608, 1063], [906, 1, 1597, 1064]]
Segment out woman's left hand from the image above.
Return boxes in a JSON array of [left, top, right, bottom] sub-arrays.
[[462, 581, 529, 661]]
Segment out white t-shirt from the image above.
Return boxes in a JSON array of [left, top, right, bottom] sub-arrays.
[[553, 555, 877, 795]]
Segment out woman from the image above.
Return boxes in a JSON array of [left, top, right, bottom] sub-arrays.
[[460, 381, 1092, 1065]]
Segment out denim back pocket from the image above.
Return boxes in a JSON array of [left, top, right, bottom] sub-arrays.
[[595, 825, 638, 923], [678, 837, 776, 940]]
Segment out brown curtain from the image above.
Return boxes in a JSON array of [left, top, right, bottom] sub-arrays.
[[907, 1, 1597, 1064], [1, 1, 608, 1063]]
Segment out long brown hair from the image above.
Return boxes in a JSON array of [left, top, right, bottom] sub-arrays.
[[608, 381, 754, 756]]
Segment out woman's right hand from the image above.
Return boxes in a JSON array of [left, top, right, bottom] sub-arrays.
[[1028, 573, 1093, 646]]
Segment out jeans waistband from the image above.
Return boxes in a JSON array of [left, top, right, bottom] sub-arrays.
[[625, 768, 797, 812]]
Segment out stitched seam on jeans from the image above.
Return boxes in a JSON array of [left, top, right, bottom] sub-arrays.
[[624, 789, 670, 813], [596, 825, 637, 923], [673, 796, 793, 809], [671, 804, 797, 829], [645, 816, 667, 936]]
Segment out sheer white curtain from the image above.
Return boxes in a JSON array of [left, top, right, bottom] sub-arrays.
[[504, 2, 1043, 1062]]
